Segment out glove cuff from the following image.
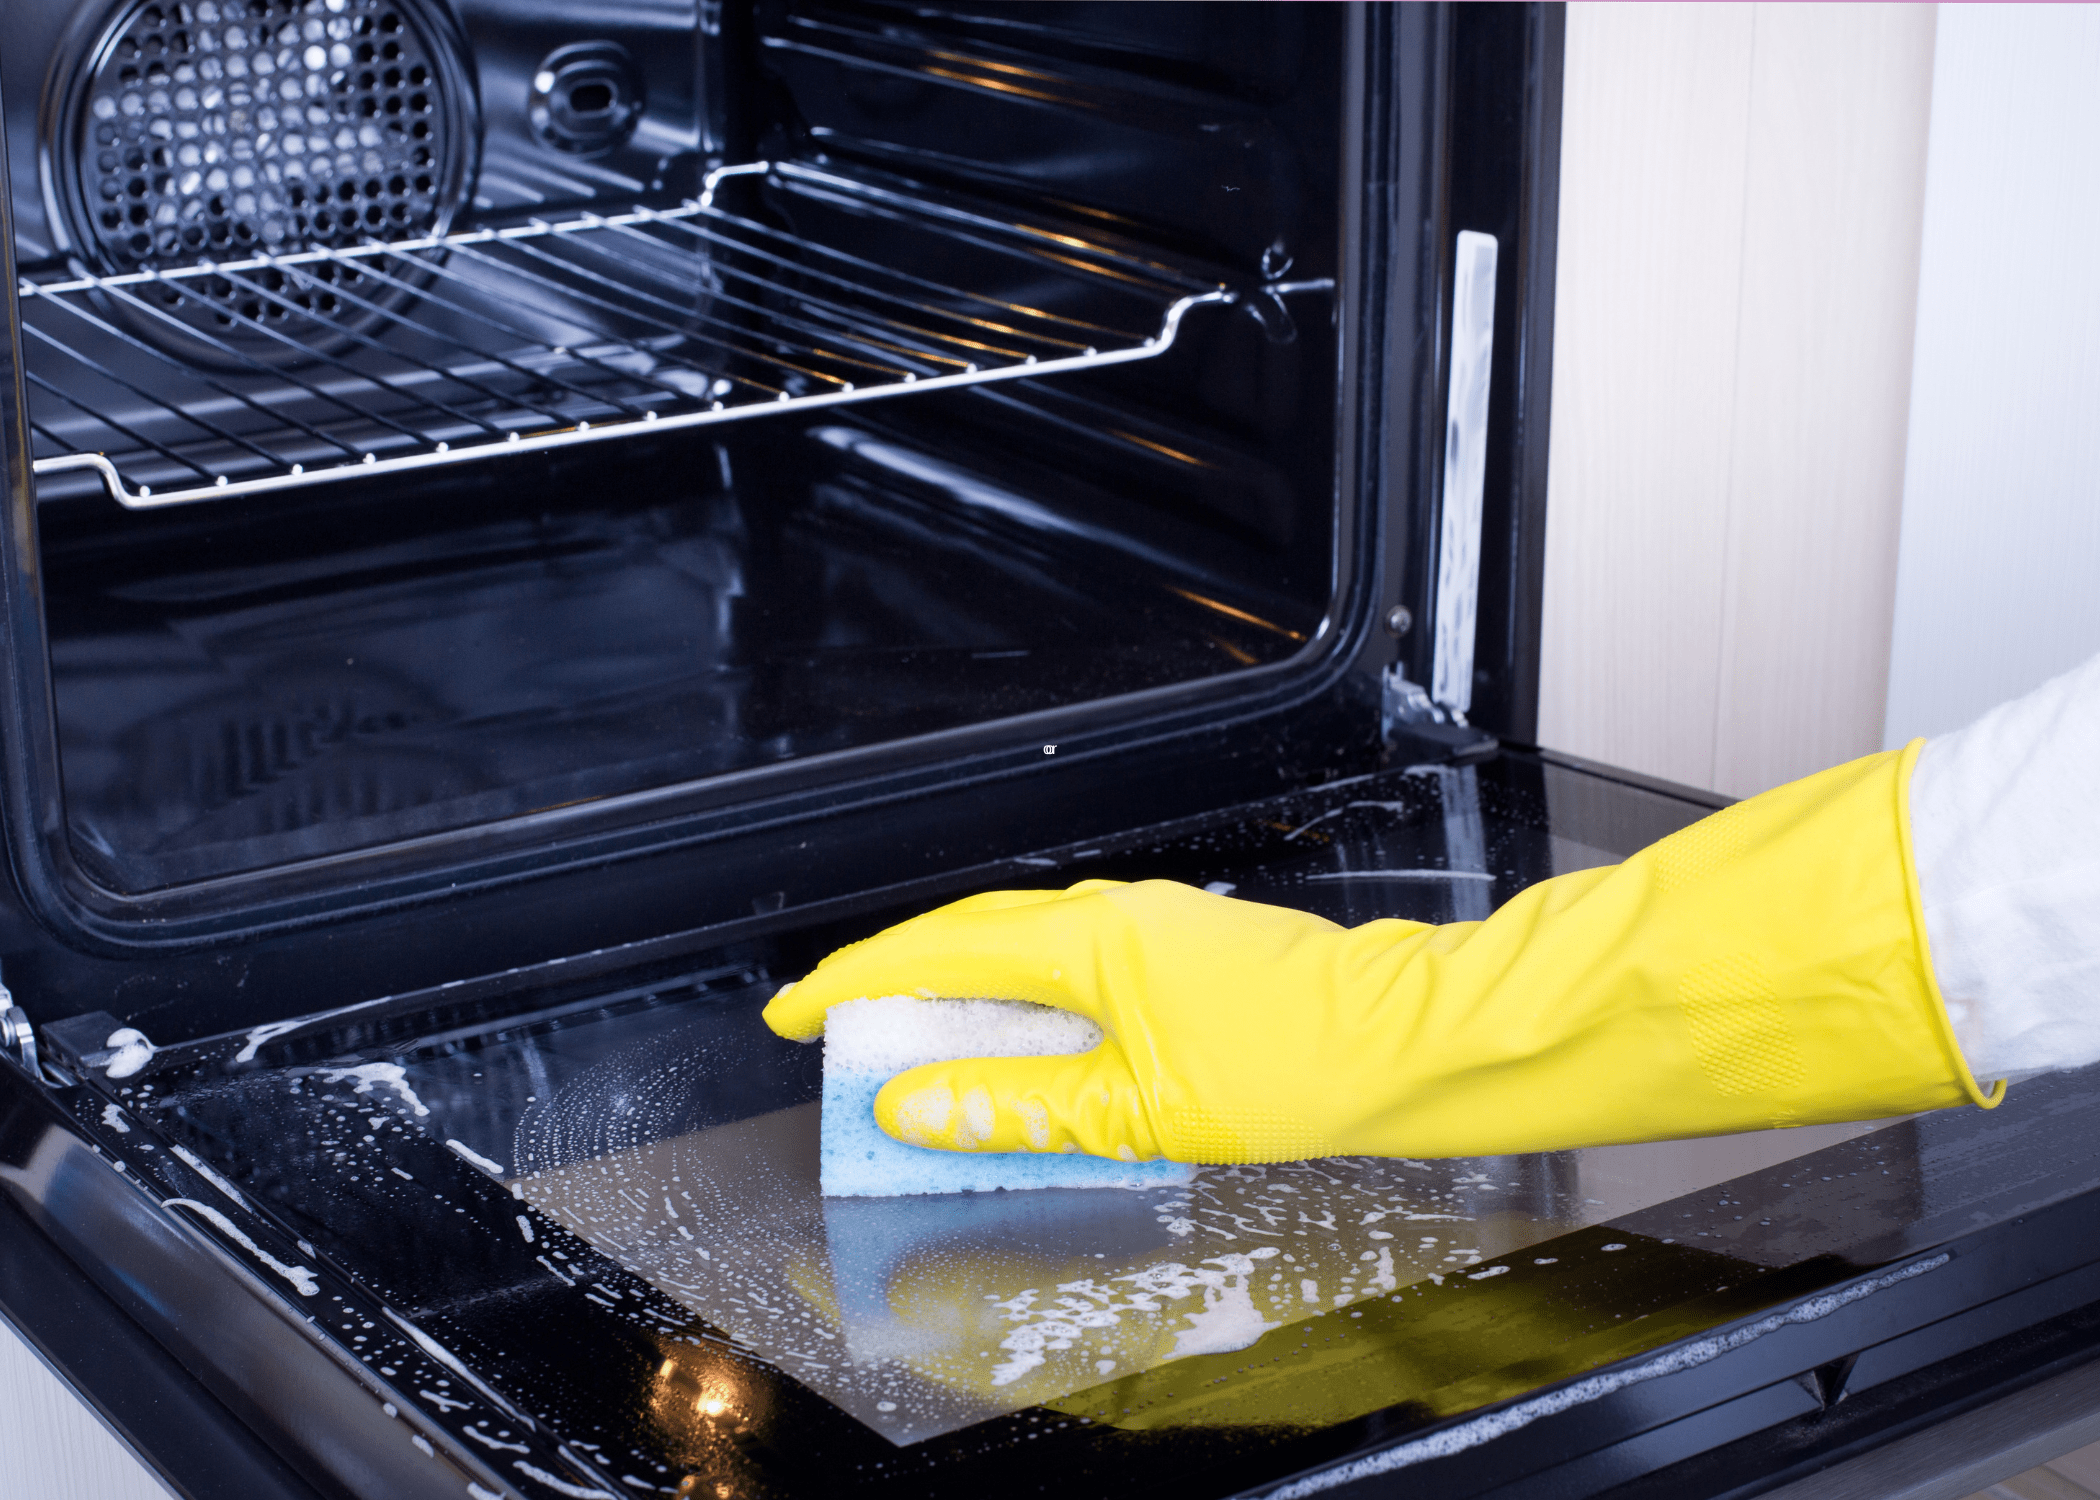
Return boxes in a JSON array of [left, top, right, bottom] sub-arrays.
[[1893, 736, 2006, 1111], [1619, 738, 2002, 1131]]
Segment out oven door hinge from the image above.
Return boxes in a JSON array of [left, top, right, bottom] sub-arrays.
[[1381, 664, 1498, 763], [0, 972, 82, 1085], [0, 981, 41, 1080]]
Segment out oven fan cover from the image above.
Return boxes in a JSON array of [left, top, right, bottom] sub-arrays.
[[45, 0, 479, 364]]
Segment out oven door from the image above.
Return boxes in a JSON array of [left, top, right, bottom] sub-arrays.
[[9, 748, 2100, 1500]]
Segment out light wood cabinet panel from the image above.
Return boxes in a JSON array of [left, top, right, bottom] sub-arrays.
[[1, 1316, 171, 1500], [1540, 3, 1936, 798]]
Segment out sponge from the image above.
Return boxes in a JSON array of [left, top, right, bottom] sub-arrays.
[[819, 996, 1192, 1197]]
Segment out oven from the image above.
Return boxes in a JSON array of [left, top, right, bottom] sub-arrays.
[[4, 5, 2100, 1499]]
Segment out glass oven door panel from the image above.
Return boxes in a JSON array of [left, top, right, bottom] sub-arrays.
[[53, 755, 2092, 1494]]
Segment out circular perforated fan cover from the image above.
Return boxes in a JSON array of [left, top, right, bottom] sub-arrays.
[[51, 0, 476, 348]]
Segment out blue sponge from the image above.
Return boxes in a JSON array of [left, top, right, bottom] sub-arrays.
[[818, 996, 1192, 1198]]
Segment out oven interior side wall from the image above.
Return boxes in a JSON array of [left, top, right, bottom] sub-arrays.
[[16, 1, 1347, 895]]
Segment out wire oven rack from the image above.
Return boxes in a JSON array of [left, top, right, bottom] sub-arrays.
[[19, 161, 1327, 511]]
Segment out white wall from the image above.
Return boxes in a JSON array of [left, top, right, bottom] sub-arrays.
[[0, 1315, 171, 1500], [1882, 4, 2100, 747], [1538, 4, 1938, 797]]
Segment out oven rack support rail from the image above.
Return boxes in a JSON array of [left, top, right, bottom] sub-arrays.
[[18, 160, 1332, 512]]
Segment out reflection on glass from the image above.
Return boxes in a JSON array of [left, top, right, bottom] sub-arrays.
[[500, 1007, 1889, 1444]]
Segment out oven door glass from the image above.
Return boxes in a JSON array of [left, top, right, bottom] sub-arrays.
[[58, 753, 2017, 1498]]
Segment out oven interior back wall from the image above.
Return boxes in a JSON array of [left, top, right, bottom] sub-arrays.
[[12, 0, 1344, 897]]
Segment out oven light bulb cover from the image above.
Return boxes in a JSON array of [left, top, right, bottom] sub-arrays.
[[529, 41, 645, 158]]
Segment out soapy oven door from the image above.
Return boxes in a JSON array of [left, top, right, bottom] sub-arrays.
[[16, 754, 2100, 1500]]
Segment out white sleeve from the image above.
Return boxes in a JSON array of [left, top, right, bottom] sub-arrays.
[[1910, 650, 2100, 1081]]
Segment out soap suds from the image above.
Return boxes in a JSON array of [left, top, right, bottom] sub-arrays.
[[164, 1197, 318, 1296], [512, 1461, 616, 1499], [104, 1028, 155, 1079], [827, 995, 1104, 1078], [989, 1249, 1281, 1385], [319, 1062, 430, 1117], [446, 1140, 506, 1177], [100, 1104, 129, 1134], [235, 1019, 306, 1063], [1161, 1251, 1283, 1359], [172, 1144, 247, 1206]]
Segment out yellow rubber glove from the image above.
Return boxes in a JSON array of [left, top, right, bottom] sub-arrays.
[[764, 742, 2003, 1162]]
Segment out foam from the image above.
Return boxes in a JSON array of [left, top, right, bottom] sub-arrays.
[[819, 996, 1191, 1197], [104, 1027, 155, 1079]]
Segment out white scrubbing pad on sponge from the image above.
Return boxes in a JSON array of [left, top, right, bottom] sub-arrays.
[[819, 995, 1193, 1197]]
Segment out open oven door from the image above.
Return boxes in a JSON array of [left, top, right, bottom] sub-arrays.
[[13, 743, 2100, 1500]]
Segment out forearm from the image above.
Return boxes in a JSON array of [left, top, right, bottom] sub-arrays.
[[1914, 651, 2100, 1080]]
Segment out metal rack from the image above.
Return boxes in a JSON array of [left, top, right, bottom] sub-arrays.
[[18, 160, 1328, 510]]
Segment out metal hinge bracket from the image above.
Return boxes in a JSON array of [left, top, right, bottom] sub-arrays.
[[1381, 664, 1447, 733], [1381, 663, 1498, 763], [0, 978, 40, 1079]]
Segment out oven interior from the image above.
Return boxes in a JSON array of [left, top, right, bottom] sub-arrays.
[[4, 0, 1346, 898]]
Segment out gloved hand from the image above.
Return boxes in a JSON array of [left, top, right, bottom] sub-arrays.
[[764, 743, 2003, 1162]]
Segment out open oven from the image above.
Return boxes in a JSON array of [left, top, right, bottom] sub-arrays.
[[5, 6, 2100, 1500]]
